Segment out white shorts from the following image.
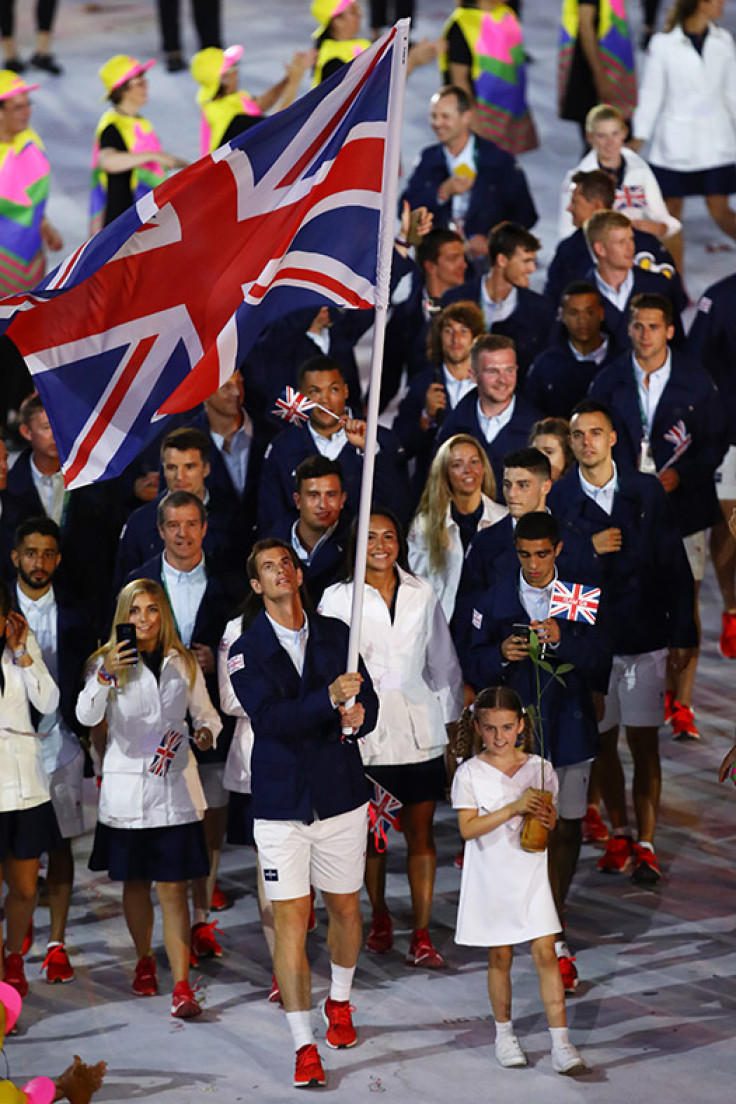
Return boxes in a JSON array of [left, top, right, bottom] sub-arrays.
[[198, 763, 228, 810], [683, 530, 706, 583], [254, 803, 369, 902], [600, 649, 668, 731], [715, 444, 736, 501], [49, 752, 85, 839], [556, 761, 591, 821]]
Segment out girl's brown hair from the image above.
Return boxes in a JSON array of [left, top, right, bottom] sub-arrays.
[[450, 685, 534, 763]]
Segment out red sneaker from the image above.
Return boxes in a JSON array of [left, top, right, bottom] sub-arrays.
[[21, 922, 33, 956], [720, 611, 736, 659], [268, 974, 282, 1004], [558, 954, 579, 994], [664, 689, 677, 723], [671, 702, 700, 741], [597, 836, 633, 874], [365, 909, 393, 954], [132, 954, 158, 996], [41, 943, 74, 983], [191, 921, 223, 960], [210, 883, 232, 912], [171, 979, 202, 1019], [294, 1043, 326, 1088], [582, 805, 609, 845], [631, 844, 661, 886], [406, 928, 445, 968], [3, 952, 28, 997], [322, 997, 357, 1049]]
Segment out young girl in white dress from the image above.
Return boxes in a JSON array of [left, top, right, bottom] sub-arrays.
[[451, 685, 586, 1075]]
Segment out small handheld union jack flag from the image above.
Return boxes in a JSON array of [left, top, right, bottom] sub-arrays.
[[366, 776, 403, 853], [660, 419, 691, 473], [272, 386, 316, 426], [549, 580, 600, 625], [148, 729, 185, 778]]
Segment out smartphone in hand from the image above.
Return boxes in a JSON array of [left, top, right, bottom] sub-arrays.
[[512, 622, 531, 642], [115, 623, 138, 664]]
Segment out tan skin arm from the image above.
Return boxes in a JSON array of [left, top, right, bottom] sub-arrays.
[[458, 788, 556, 840]]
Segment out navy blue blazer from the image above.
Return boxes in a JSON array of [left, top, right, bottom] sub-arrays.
[[126, 553, 242, 764], [548, 467, 698, 654], [400, 138, 538, 238], [442, 280, 556, 384], [434, 389, 542, 500], [525, 333, 620, 419], [589, 349, 727, 535], [583, 266, 686, 351], [543, 227, 682, 308], [687, 273, 736, 446], [269, 511, 350, 607], [257, 423, 412, 535], [381, 257, 434, 411], [229, 610, 378, 822], [464, 574, 610, 769]]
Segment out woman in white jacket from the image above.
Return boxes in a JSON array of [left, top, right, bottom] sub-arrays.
[[408, 434, 507, 624], [0, 580, 59, 998], [77, 579, 221, 1020], [631, 0, 736, 263], [320, 510, 465, 969]]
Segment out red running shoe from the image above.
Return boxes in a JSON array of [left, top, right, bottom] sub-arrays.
[[293, 1044, 326, 1088], [41, 943, 74, 983], [210, 883, 232, 912], [191, 921, 223, 960], [365, 909, 393, 954], [322, 997, 357, 1049], [21, 922, 32, 956], [406, 928, 445, 968], [268, 974, 282, 1004], [3, 952, 28, 997], [132, 954, 158, 996], [631, 844, 661, 886], [720, 611, 736, 659], [171, 979, 202, 1019], [671, 702, 700, 741], [582, 805, 609, 845], [558, 954, 579, 994], [597, 836, 633, 874]]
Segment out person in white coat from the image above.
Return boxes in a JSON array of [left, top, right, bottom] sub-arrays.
[[631, 0, 736, 266], [0, 579, 59, 999], [408, 434, 508, 624], [77, 578, 221, 1020], [319, 510, 465, 969], [557, 103, 681, 246]]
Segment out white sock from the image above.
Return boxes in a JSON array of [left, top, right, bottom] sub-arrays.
[[46, 941, 63, 950], [494, 1020, 514, 1041], [549, 1026, 570, 1048], [329, 962, 355, 1003], [555, 940, 571, 959], [286, 1010, 314, 1051], [637, 841, 655, 853], [192, 907, 207, 927]]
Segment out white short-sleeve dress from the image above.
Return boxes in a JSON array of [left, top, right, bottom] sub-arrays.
[[451, 754, 560, 947]]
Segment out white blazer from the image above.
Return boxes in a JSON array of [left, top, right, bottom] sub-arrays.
[[408, 496, 508, 623], [76, 651, 222, 829], [557, 146, 681, 240], [633, 25, 736, 171], [319, 568, 465, 767], [218, 615, 254, 795], [0, 631, 59, 812]]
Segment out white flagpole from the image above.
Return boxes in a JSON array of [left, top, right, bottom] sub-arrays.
[[345, 19, 410, 677]]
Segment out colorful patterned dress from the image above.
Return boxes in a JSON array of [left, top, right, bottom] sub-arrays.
[[557, 0, 636, 125], [89, 111, 166, 234], [0, 126, 50, 294]]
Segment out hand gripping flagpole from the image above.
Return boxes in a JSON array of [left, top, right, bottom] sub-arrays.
[[343, 19, 410, 731]]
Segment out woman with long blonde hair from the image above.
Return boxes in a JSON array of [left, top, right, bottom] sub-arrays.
[[408, 433, 508, 622], [77, 579, 221, 1020]]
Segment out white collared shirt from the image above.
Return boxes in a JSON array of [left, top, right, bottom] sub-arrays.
[[306, 328, 330, 355], [308, 422, 348, 461], [161, 553, 207, 647], [476, 394, 516, 444], [443, 365, 475, 410], [519, 568, 558, 624], [633, 349, 672, 433], [443, 134, 475, 223], [569, 335, 609, 366], [267, 612, 309, 676], [480, 280, 518, 328], [579, 461, 618, 516], [595, 267, 634, 313], [291, 519, 337, 566], [209, 409, 253, 497], [30, 457, 65, 525]]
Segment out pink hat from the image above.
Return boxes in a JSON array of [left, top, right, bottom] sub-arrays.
[[0, 70, 40, 101], [98, 54, 155, 99]]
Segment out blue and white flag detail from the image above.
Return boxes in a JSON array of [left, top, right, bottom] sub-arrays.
[[549, 580, 600, 625]]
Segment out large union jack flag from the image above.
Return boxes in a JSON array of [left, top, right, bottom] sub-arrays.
[[148, 729, 185, 778], [0, 24, 407, 488], [549, 580, 601, 625]]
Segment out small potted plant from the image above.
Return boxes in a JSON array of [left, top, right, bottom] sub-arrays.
[[520, 630, 573, 853]]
